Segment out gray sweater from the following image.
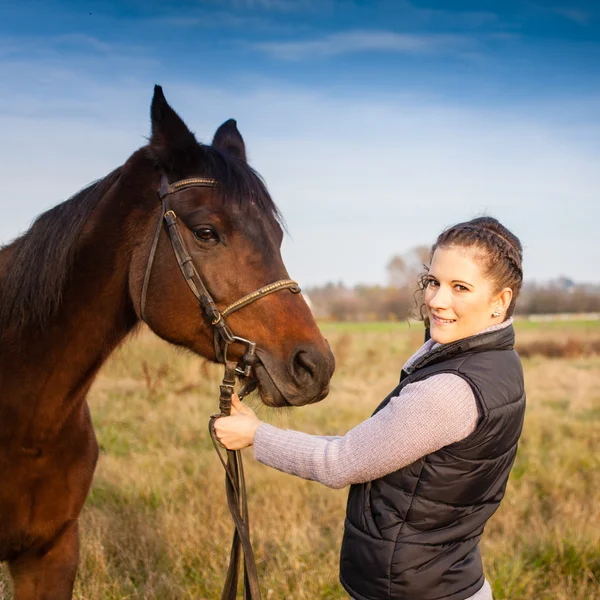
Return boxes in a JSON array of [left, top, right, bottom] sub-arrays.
[[254, 319, 513, 600]]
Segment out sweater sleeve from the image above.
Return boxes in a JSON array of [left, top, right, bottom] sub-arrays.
[[253, 373, 479, 489]]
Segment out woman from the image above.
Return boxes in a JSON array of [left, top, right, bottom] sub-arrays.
[[214, 216, 525, 600]]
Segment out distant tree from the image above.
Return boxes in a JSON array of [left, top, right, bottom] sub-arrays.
[[387, 255, 407, 288], [387, 245, 430, 289], [517, 281, 600, 315]]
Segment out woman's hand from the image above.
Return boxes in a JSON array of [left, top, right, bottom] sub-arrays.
[[213, 394, 262, 450]]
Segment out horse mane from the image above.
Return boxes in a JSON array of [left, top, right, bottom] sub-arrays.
[[0, 167, 122, 331], [0, 140, 282, 334]]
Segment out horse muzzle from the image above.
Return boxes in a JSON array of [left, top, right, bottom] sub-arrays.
[[253, 344, 335, 407]]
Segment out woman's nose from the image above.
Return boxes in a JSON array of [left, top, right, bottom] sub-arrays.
[[429, 287, 451, 309]]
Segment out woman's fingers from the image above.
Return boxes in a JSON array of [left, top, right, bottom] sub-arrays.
[[213, 416, 230, 443], [213, 408, 261, 450], [214, 417, 241, 450], [231, 394, 256, 417], [212, 393, 261, 450], [214, 416, 248, 450], [232, 394, 245, 410]]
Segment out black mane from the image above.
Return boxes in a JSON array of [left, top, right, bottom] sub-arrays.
[[0, 138, 282, 334], [0, 168, 122, 331]]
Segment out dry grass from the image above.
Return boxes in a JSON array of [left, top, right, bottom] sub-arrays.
[[516, 337, 600, 359], [1, 321, 600, 599]]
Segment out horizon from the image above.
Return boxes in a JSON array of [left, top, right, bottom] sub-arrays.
[[1, 0, 599, 286]]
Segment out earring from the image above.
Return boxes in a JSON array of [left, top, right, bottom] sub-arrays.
[[492, 308, 502, 318]]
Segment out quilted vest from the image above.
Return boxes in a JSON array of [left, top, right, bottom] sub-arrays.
[[340, 324, 525, 600]]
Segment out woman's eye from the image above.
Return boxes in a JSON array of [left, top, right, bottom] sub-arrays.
[[426, 279, 438, 287], [194, 227, 218, 243], [455, 285, 468, 292]]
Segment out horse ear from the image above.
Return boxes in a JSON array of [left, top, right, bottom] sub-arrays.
[[212, 119, 247, 162], [150, 85, 198, 163]]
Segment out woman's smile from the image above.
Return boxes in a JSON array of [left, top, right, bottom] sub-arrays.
[[431, 314, 457, 326]]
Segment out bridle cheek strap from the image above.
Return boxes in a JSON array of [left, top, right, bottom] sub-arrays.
[[161, 200, 300, 364]]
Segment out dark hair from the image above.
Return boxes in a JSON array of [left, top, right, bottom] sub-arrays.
[[0, 168, 122, 332], [416, 216, 523, 325]]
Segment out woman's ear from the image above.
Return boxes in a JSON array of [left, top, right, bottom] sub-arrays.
[[492, 287, 513, 316]]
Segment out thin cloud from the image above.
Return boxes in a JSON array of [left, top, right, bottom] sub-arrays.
[[54, 33, 114, 54], [158, 11, 279, 30], [235, 0, 311, 9], [0, 33, 115, 58], [398, 1, 499, 28], [202, 0, 320, 12], [253, 30, 473, 60], [0, 33, 155, 67], [527, 2, 593, 25], [552, 7, 591, 25]]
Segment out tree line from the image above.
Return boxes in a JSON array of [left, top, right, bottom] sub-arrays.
[[306, 248, 600, 322]]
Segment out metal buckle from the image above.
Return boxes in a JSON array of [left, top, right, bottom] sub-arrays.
[[224, 336, 257, 378]]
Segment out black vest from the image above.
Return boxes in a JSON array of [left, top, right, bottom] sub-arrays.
[[340, 324, 525, 600]]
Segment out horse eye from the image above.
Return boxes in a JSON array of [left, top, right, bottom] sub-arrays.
[[194, 227, 218, 243]]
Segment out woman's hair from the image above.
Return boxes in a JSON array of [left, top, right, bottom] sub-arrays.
[[416, 216, 524, 324]]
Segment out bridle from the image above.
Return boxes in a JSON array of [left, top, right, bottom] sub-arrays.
[[141, 174, 300, 370], [140, 173, 301, 599]]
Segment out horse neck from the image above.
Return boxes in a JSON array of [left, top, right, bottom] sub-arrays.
[[0, 168, 152, 443]]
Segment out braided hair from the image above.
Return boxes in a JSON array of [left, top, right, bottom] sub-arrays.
[[417, 217, 523, 324]]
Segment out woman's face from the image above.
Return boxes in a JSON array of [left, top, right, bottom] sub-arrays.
[[424, 245, 508, 344]]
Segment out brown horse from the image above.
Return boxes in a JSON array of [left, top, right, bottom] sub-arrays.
[[0, 86, 335, 599]]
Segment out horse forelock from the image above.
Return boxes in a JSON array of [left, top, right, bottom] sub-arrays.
[[148, 136, 283, 228], [201, 146, 282, 223]]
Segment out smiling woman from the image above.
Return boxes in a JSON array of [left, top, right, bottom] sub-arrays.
[[215, 216, 526, 600], [420, 216, 523, 345]]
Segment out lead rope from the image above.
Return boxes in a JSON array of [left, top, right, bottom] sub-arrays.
[[142, 174, 301, 600], [209, 361, 262, 600]]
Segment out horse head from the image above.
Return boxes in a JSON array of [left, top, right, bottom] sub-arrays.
[[129, 86, 335, 407]]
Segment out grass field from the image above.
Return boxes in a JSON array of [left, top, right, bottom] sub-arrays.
[[1, 319, 599, 599]]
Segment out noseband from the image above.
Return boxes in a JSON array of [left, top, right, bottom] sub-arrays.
[[140, 174, 301, 599]]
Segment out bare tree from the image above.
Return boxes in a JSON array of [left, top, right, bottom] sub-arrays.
[[387, 245, 431, 289]]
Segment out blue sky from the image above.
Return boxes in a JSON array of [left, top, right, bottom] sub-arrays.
[[1, 0, 599, 285]]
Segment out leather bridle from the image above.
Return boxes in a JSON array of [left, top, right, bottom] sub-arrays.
[[141, 174, 300, 369], [140, 173, 301, 599]]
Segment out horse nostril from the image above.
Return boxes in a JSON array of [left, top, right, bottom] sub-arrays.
[[290, 348, 317, 382]]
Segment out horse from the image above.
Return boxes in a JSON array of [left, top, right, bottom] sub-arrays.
[[0, 85, 335, 600]]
